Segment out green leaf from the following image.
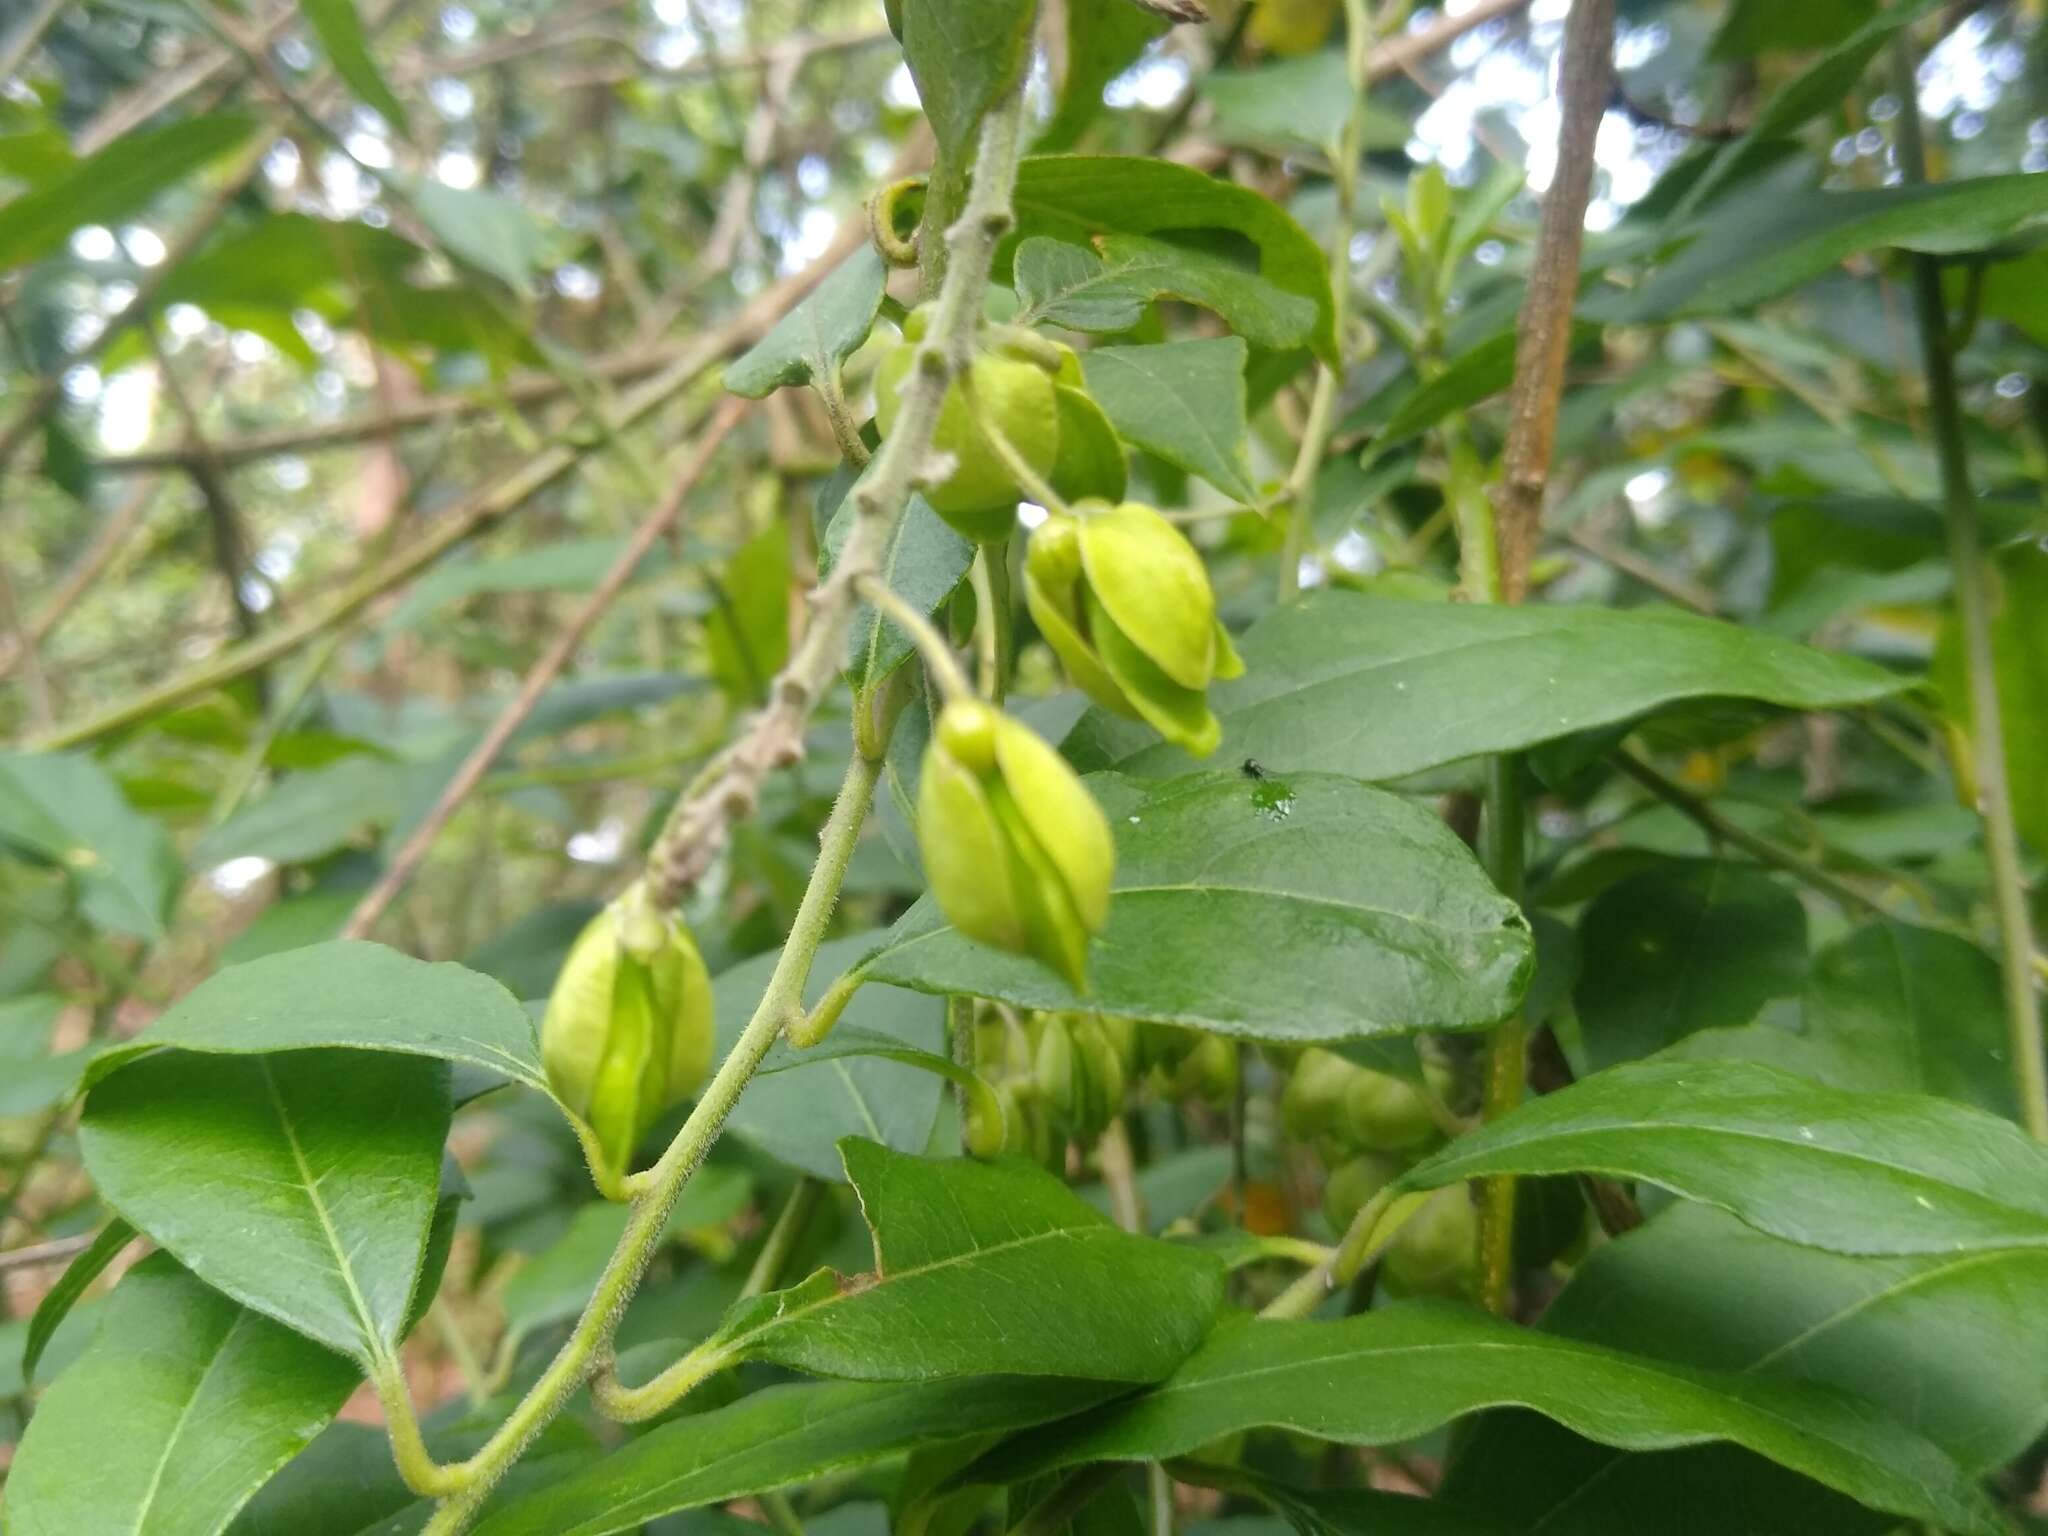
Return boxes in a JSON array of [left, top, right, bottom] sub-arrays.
[[858, 771, 1531, 1041], [387, 536, 676, 629], [1199, 51, 1407, 158], [1632, 176, 2048, 321], [301, 0, 411, 136], [704, 517, 793, 703], [988, 1303, 2000, 1536], [192, 756, 411, 867], [399, 177, 551, 290], [900, 0, 1038, 174], [1080, 339, 1255, 502], [5, 1254, 360, 1536], [82, 940, 546, 1094], [1066, 593, 1907, 783], [1511, 1202, 2048, 1471], [714, 934, 946, 1180], [1712, 0, 1875, 56], [1365, 323, 1598, 451], [80, 1049, 451, 1359], [1240, 1480, 1513, 1536], [0, 115, 257, 273], [1037, 0, 1166, 152], [1397, 1057, 2048, 1257], [1574, 862, 1807, 1072], [1802, 920, 2020, 1119], [470, 1375, 1123, 1536], [823, 486, 974, 693], [678, 1139, 1221, 1384], [0, 750, 180, 940], [21, 1216, 134, 1384], [1009, 156, 1338, 363], [726, 244, 887, 397], [1014, 235, 1319, 353], [1934, 542, 2048, 857]]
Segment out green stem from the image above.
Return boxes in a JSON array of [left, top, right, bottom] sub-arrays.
[[414, 753, 881, 1532], [856, 576, 975, 704], [743, 1177, 821, 1296], [974, 539, 1013, 703], [1475, 753, 1526, 1317], [1892, 38, 2048, 1141]]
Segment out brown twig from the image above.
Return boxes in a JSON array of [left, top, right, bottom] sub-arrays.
[[28, 211, 870, 753], [0, 1231, 97, 1274], [1491, 0, 1613, 602], [340, 397, 750, 940], [0, 480, 162, 684]]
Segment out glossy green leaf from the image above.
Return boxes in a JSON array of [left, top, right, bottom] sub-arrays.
[[1010, 155, 1338, 363], [714, 934, 946, 1180], [1801, 920, 2019, 1119], [82, 939, 547, 1094], [989, 1303, 2000, 1536], [1367, 323, 1598, 451], [1080, 339, 1256, 502], [1632, 175, 2048, 321], [5, 1254, 360, 1536], [859, 771, 1531, 1040], [0, 115, 257, 273], [1574, 862, 1807, 1072], [1446, 1200, 2048, 1531], [0, 750, 180, 940], [21, 1215, 135, 1384], [80, 1049, 451, 1359], [301, 0, 411, 135], [1933, 542, 2048, 857], [899, 0, 1037, 175], [725, 244, 887, 397], [672, 1138, 1222, 1384], [823, 485, 974, 692], [1066, 593, 1906, 783], [1013, 235, 1319, 353], [192, 755, 411, 867], [1397, 1057, 2048, 1257], [471, 1376, 1123, 1536]]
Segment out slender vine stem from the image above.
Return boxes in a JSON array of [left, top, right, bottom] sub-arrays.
[[1892, 38, 2048, 1141], [856, 575, 975, 704], [407, 750, 881, 1531]]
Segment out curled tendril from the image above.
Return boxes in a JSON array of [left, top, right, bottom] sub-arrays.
[[866, 176, 925, 268]]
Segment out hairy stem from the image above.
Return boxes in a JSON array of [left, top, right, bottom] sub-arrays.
[[413, 751, 881, 1531]]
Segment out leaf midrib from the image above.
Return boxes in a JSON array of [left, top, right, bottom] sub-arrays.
[[260, 1059, 386, 1357]]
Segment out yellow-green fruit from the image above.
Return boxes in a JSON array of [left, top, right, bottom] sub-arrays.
[[916, 700, 1115, 991], [874, 315, 1059, 540], [1174, 1033, 1239, 1105], [1381, 1186, 1480, 1299], [1322, 1152, 1406, 1234], [1034, 1013, 1079, 1118], [1023, 500, 1240, 757], [1342, 1069, 1437, 1152], [962, 1074, 1009, 1160], [1280, 1047, 1358, 1141], [541, 891, 714, 1186]]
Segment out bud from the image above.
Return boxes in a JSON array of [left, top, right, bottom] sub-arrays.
[[918, 699, 1114, 989], [1024, 500, 1244, 756], [541, 885, 715, 1188], [1381, 1186, 1480, 1300], [875, 307, 1061, 542], [1279, 1047, 1358, 1142], [1322, 1152, 1406, 1234], [1342, 1068, 1437, 1152]]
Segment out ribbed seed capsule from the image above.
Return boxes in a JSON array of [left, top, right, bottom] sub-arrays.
[[541, 885, 714, 1189], [917, 699, 1114, 990], [1024, 500, 1243, 756]]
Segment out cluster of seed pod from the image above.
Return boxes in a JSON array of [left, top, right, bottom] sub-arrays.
[[971, 1008, 1240, 1166], [1281, 1047, 1478, 1300]]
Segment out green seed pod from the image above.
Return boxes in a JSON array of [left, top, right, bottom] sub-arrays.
[[961, 1072, 1010, 1160], [1033, 1012, 1079, 1119], [1381, 1186, 1480, 1300], [1322, 1152, 1406, 1234], [1070, 1014, 1126, 1137], [541, 885, 714, 1188], [1341, 1068, 1438, 1152], [874, 307, 1060, 541], [1023, 499, 1242, 756], [1280, 1047, 1358, 1142], [1174, 1032, 1239, 1106], [917, 699, 1115, 990]]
